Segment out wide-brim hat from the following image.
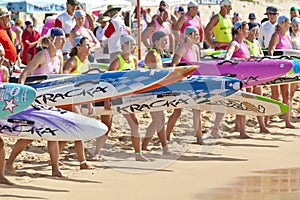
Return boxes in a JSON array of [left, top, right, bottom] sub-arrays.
[[97, 15, 110, 23], [103, 6, 121, 16], [0, 7, 11, 17]]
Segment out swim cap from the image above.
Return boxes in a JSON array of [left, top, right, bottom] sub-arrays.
[[120, 34, 135, 46], [47, 27, 65, 38], [184, 26, 198, 37], [73, 35, 84, 47], [152, 31, 167, 44]]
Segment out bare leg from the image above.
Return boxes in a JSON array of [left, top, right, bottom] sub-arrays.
[[238, 115, 251, 139], [252, 86, 269, 133], [192, 109, 203, 144], [124, 114, 150, 161], [265, 85, 280, 126], [0, 137, 14, 185], [94, 114, 112, 158], [47, 141, 64, 177], [210, 112, 224, 138], [281, 84, 295, 128], [5, 139, 33, 174], [166, 109, 182, 141]]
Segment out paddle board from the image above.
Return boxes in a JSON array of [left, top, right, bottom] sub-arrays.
[[19, 67, 197, 107], [0, 83, 36, 119], [0, 104, 107, 141], [199, 90, 288, 116], [166, 59, 293, 87], [81, 76, 242, 115]]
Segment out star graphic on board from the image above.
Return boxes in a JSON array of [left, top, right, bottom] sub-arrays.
[[3, 98, 18, 113]]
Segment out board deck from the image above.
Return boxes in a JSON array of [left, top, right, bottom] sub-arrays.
[[0, 104, 107, 141], [0, 83, 36, 118]]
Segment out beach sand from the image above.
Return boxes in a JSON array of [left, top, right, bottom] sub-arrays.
[[2, 0, 300, 199]]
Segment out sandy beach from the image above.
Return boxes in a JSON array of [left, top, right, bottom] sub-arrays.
[[2, 0, 300, 199]]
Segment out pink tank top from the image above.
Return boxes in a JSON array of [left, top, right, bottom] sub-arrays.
[[232, 38, 250, 59], [32, 49, 60, 75], [149, 19, 171, 44], [275, 31, 292, 50], [73, 26, 93, 42], [180, 13, 200, 40], [181, 43, 198, 63]]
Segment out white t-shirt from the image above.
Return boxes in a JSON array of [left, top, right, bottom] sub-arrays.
[[258, 20, 277, 48]]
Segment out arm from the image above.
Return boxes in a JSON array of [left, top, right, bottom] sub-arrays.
[[172, 15, 186, 44], [171, 44, 185, 66], [267, 32, 279, 56], [198, 18, 204, 43], [168, 28, 175, 54], [87, 29, 100, 49], [204, 14, 219, 48], [86, 13, 95, 32], [1, 65, 9, 82], [63, 57, 77, 74], [58, 53, 64, 74], [108, 58, 121, 71], [133, 57, 138, 70], [18, 51, 46, 84], [224, 41, 237, 60], [141, 21, 155, 49], [144, 51, 159, 69]]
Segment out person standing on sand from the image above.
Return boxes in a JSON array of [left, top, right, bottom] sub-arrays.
[[267, 15, 296, 129], [204, 0, 233, 50], [141, 31, 172, 155], [166, 26, 204, 145], [0, 44, 13, 185], [96, 34, 152, 162], [211, 21, 251, 139], [6, 28, 66, 177]]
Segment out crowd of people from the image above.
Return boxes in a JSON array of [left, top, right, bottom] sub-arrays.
[[0, 0, 300, 185]]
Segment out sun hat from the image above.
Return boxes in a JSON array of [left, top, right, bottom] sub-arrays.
[[233, 21, 243, 30], [264, 6, 279, 15], [0, 7, 11, 17], [97, 15, 110, 23], [277, 15, 289, 24], [120, 34, 135, 46], [47, 27, 65, 38], [292, 17, 300, 24], [103, 6, 121, 16]]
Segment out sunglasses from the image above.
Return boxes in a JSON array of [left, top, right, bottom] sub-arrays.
[[268, 13, 278, 16]]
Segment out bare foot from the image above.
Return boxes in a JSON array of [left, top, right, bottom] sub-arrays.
[[0, 177, 15, 185], [135, 154, 151, 162], [162, 146, 174, 155], [52, 170, 66, 178], [5, 164, 16, 175], [141, 147, 151, 151], [286, 124, 296, 129], [239, 134, 252, 139], [260, 128, 270, 133], [80, 162, 95, 170]]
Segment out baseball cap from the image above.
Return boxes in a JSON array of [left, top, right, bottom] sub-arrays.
[[120, 34, 135, 46], [25, 21, 32, 26], [73, 35, 84, 47], [264, 6, 278, 15], [290, 6, 299, 12], [47, 27, 65, 38], [178, 6, 184, 12], [74, 10, 86, 18], [292, 17, 300, 24], [220, 0, 231, 6], [248, 13, 256, 19], [277, 15, 288, 24], [188, 1, 198, 8], [248, 22, 259, 30], [233, 21, 243, 30], [67, 0, 79, 6]]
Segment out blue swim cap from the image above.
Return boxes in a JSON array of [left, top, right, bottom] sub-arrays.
[[73, 35, 84, 47], [184, 26, 198, 37], [47, 27, 65, 38]]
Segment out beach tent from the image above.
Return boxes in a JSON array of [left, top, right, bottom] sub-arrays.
[[2, 0, 66, 13]]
